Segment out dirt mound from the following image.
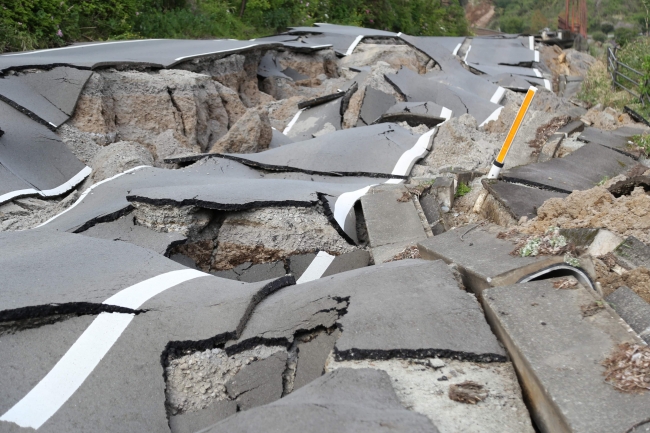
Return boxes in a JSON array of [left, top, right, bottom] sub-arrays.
[[523, 185, 650, 244]]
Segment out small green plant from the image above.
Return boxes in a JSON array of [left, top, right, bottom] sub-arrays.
[[631, 133, 650, 155], [596, 175, 611, 186], [455, 182, 471, 198], [592, 31, 607, 43], [520, 237, 541, 257], [564, 253, 581, 267]]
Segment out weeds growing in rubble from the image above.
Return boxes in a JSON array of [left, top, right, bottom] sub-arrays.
[[603, 343, 650, 393], [631, 133, 650, 156], [455, 182, 471, 198]]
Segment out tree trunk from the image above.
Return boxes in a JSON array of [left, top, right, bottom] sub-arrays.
[[239, 0, 247, 17]]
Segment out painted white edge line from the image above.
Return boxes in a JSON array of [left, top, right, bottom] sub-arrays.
[[452, 43, 462, 56], [1, 39, 166, 57], [534, 68, 542, 77], [0, 188, 38, 204], [39, 166, 92, 197], [282, 109, 304, 135], [174, 44, 257, 61], [534, 50, 540, 63], [440, 107, 453, 121], [0, 269, 208, 430], [463, 45, 471, 64], [490, 86, 506, 105], [529, 35, 534, 50], [389, 128, 437, 178], [479, 106, 504, 128], [35, 165, 150, 228], [544, 79, 551, 90], [333, 185, 375, 230], [296, 251, 336, 284], [397, 32, 402, 37], [345, 35, 364, 56], [0, 166, 91, 206]]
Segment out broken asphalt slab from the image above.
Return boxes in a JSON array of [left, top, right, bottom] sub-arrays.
[[483, 280, 650, 433], [483, 179, 568, 221], [465, 36, 538, 67], [230, 259, 506, 363], [356, 86, 396, 126], [360, 184, 427, 263], [578, 126, 643, 159], [80, 214, 187, 256], [213, 123, 434, 178], [417, 225, 595, 293], [0, 268, 293, 433], [0, 100, 90, 205], [0, 67, 93, 128], [378, 101, 449, 128], [202, 368, 440, 433], [385, 68, 503, 126], [502, 142, 637, 194]]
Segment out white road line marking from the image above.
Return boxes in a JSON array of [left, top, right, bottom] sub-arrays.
[[0, 188, 38, 204], [282, 109, 303, 135], [490, 87, 506, 104], [544, 79, 551, 90], [38, 166, 92, 197], [452, 43, 462, 56], [529, 36, 534, 50], [333, 185, 375, 230], [345, 35, 364, 56], [440, 107, 453, 120], [0, 269, 208, 430], [0, 166, 91, 206], [534, 68, 542, 77], [36, 165, 150, 228], [389, 128, 437, 177], [174, 44, 257, 61], [534, 50, 540, 62], [0, 39, 165, 56], [479, 106, 504, 127], [463, 45, 471, 64], [296, 251, 336, 284]]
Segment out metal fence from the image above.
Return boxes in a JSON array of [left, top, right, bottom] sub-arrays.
[[607, 46, 649, 106]]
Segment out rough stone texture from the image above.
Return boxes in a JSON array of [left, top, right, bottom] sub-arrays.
[[165, 345, 287, 415], [293, 330, 340, 391], [209, 107, 272, 154], [483, 280, 650, 433], [419, 114, 499, 175], [70, 69, 229, 162], [260, 76, 297, 100], [582, 105, 638, 131], [614, 236, 650, 269], [203, 368, 440, 433], [132, 202, 213, 237], [0, 190, 78, 232], [327, 358, 535, 433], [57, 123, 103, 166], [265, 95, 304, 131], [176, 52, 262, 107], [212, 206, 355, 271], [90, 141, 154, 182], [523, 185, 650, 244], [226, 350, 288, 410], [340, 43, 432, 74]]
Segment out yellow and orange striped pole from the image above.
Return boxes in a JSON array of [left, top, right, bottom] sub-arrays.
[[487, 86, 538, 179]]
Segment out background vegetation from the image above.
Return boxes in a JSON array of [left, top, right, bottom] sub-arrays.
[[0, 0, 469, 53], [488, 0, 648, 36]]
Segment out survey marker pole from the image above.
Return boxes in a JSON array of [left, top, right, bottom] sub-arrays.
[[487, 86, 538, 179]]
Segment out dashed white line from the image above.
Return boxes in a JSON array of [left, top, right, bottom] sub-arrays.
[[296, 251, 336, 284], [282, 109, 304, 135], [345, 35, 364, 56], [452, 43, 462, 56], [490, 87, 506, 104], [479, 106, 504, 127]]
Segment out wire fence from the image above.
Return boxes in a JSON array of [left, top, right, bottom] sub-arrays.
[[607, 46, 649, 106]]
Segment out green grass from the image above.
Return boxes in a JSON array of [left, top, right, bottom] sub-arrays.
[[631, 133, 650, 155], [455, 182, 471, 198]]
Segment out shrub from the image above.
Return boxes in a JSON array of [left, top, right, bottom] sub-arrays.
[[592, 31, 607, 42], [601, 21, 614, 34], [615, 27, 639, 45], [499, 15, 525, 34]]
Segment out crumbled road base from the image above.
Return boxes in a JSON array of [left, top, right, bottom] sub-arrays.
[[165, 345, 287, 415], [522, 186, 650, 244], [326, 356, 535, 433], [603, 343, 650, 393]]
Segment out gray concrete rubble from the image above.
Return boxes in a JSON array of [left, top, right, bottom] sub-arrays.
[[418, 225, 595, 293], [3, 23, 650, 433], [483, 280, 650, 433], [202, 368, 440, 433]]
